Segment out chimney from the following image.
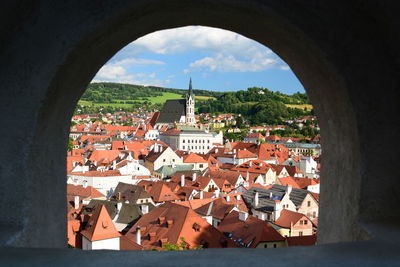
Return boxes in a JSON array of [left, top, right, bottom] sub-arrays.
[[141, 204, 149, 214], [236, 195, 241, 201], [117, 202, 122, 212], [154, 144, 158, 153], [135, 226, 141, 245], [246, 171, 250, 182], [254, 191, 259, 207], [117, 192, 121, 201], [74, 195, 80, 210], [181, 174, 185, 187], [269, 192, 273, 199], [215, 149, 219, 154], [149, 232, 156, 242], [167, 219, 174, 228], [158, 216, 166, 225], [199, 191, 203, 199], [226, 195, 230, 202], [249, 161, 252, 167], [286, 185, 293, 195], [238, 211, 248, 221], [192, 173, 197, 182], [113, 160, 116, 169], [83, 180, 88, 188]]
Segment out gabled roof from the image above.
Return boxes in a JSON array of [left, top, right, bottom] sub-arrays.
[[243, 184, 309, 211], [273, 209, 311, 228], [125, 202, 237, 249], [156, 99, 186, 124], [110, 182, 152, 204], [80, 204, 121, 242], [67, 184, 105, 199], [195, 198, 235, 220], [89, 150, 121, 163], [217, 211, 285, 248], [277, 177, 302, 189], [231, 159, 275, 174], [183, 153, 207, 163], [140, 181, 180, 203]]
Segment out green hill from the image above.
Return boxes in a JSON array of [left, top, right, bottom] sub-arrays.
[[76, 82, 312, 125]]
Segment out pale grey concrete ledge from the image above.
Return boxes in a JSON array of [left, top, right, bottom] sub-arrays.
[[2, 222, 400, 266], [1, 240, 399, 267]]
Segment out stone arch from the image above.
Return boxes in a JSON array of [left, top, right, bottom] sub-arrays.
[[1, 1, 398, 249]]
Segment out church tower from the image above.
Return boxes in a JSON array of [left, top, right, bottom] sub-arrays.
[[185, 78, 196, 125]]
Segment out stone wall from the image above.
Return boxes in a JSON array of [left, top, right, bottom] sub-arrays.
[[0, 0, 399, 251]]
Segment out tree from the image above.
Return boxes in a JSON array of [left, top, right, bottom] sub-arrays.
[[67, 137, 74, 152], [161, 237, 202, 251]]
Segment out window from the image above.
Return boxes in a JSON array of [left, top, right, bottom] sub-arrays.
[[307, 201, 311, 207], [183, 139, 185, 143], [273, 244, 277, 248], [163, 159, 166, 162], [172, 159, 175, 162], [199, 164, 203, 168], [299, 231, 303, 236], [300, 220, 303, 225], [183, 146, 185, 149], [313, 211, 317, 217], [304, 220, 308, 225], [264, 244, 268, 248]]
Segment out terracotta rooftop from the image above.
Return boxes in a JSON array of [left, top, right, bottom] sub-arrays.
[[80, 204, 121, 242], [217, 211, 285, 248], [125, 202, 237, 249]]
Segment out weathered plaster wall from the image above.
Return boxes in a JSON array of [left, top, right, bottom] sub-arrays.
[[0, 0, 399, 253]]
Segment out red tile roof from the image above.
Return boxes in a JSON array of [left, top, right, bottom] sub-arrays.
[[183, 153, 207, 163], [80, 204, 121, 242], [274, 209, 311, 228], [125, 202, 237, 249], [67, 184, 105, 199], [218, 211, 285, 247]]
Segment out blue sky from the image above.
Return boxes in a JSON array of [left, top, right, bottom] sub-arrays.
[[93, 26, 305, 94]]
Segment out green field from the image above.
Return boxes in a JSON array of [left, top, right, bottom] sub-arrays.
[[195, 95, 217, 101], [78, 92, 218, 108], [138, 92, 183, 103], [285, 104, 313, 110]]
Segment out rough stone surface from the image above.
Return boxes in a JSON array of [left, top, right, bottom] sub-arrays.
[[0, 0, 399, 261]]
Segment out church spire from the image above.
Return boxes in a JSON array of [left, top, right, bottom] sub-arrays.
[[188, 77, 193, 95]]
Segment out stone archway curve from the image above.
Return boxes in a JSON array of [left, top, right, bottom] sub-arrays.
[[4, 0, 397, 249]]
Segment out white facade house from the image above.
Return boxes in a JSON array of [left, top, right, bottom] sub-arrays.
[[160, 129, 223, 155], [67, 171, 133, 196], [145, 145, 183, 173], [144, 129, 159, 140], [299, 156, 318, 178], [82, 236, 120, 250], [307, 183, 320, 194], [117, 160, 151, 176]]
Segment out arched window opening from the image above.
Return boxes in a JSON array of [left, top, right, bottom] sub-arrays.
[[66, 26, 321, 251]]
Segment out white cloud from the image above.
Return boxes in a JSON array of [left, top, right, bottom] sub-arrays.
[[129, 26, 273, 58], [96, 65, 126, 79], [280, 65, 290, 71], [187, 53, 278, 73], [114, 58, 165, 66], [120, 26, 288, 73], [94, 64, 167, 86]]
